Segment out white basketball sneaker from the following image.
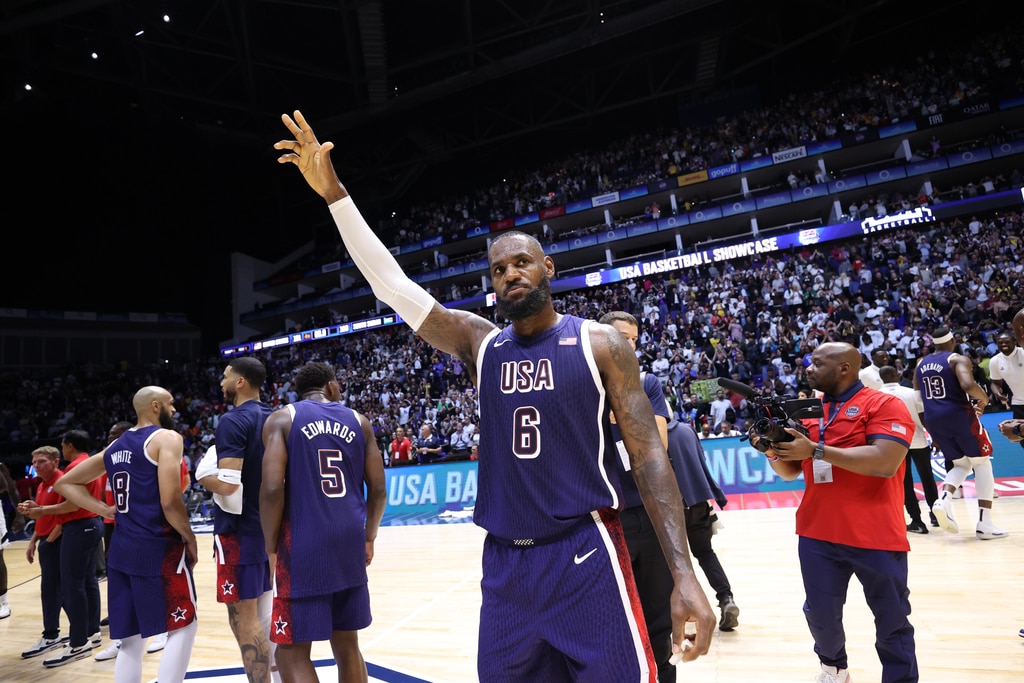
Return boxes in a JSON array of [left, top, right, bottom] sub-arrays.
[[932, 497, 958, 534], [976, 520, 1008, 540]]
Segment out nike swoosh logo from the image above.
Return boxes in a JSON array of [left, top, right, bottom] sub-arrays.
[[574, 548, 597, 565], [494, 339, 511, 347]]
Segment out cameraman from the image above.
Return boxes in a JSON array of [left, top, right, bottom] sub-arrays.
[[749, 342, 918, 683]]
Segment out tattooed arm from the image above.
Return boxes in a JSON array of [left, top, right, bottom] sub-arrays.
[[591, 322, 716, 662]]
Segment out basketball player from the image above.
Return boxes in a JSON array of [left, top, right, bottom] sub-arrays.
[[914, 327, 1006, 539], [55, 386, 199, 683], [274, 110, 715, 682], [260, 362, 386, 683], [197, 357, 277, 682]]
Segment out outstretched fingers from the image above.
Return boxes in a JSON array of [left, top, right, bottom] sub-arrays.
[[292, 110, 319, 144]]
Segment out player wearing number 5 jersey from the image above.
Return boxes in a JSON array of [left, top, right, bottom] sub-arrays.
[[914, 327, 1006, 539], [260, 362, 386, 683], [274, 109, 715, 683], [55, 386, 199, 683]]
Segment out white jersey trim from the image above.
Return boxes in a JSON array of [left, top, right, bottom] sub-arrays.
[[475, 327, 502, 390], [580, 320, 619, 510]]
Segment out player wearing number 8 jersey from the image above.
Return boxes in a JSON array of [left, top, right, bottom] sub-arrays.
[[260, 362, 386, 683], [55, 386, 199, 683], [914, 327, 1005, 539]]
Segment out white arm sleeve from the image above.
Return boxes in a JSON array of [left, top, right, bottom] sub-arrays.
[[214, 484, 244, 515], [195, 445, 244, 514], [329, 196, 437, 331]]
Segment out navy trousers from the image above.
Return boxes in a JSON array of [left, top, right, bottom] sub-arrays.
[[60, 516, 102, 648], [38, 536, 63, 638], [798, 536, 918, 683]]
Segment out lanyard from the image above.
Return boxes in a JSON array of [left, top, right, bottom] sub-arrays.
[[818, 401, 845, 446]]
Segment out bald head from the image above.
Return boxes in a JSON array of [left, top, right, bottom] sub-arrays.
[[807, 342, 862, 396], [819, 342, 862, 368], [132, 385, 170, 414], [131, 385, 176, 430]]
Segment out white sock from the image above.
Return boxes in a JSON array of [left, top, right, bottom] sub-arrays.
[[114, 635, 145, 683], [157, 620, 198, 683]]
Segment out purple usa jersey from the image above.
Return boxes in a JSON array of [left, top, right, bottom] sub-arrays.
[[104, 426, 189, 576], [273, 400, 369, 599], [474, 315, 620, 541]]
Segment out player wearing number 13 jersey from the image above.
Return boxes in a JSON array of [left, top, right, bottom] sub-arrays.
[[260, 362, 385, 680], [914, 345, 993, 462], [914, 328, 1004, 539]]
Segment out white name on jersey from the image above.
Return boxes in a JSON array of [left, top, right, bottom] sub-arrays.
[[300, 420, 357, 443], [108, 450, 132, 465]]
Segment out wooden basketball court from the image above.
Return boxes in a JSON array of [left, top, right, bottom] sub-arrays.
[[2, 496, 1022, 682]]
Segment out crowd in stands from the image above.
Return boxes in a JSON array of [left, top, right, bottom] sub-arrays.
[[275, 24, 1024, 340], [3, 200, 1023, 492], [346, 28, 1020, 252]]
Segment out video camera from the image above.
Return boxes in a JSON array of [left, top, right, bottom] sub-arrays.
[[717, 378, 823, 453]]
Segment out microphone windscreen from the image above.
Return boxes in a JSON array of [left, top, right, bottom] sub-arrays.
[[717, 377, 755, 398]]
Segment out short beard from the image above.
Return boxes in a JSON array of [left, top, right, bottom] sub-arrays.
[[496, 275, 551, 321], [159, 410, 177, 431]]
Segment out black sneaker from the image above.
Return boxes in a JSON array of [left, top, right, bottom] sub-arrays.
[[718, 597, 740, 631], [929, 511, 939, 528], [43, 642, 94, 667], [21, 636, 67, 658], [907, 520, 929, 534]]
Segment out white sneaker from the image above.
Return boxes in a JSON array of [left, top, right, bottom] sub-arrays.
[[976, 521, 1008, 540], [815, 663, 851, 682], [89, 631, 103, 647], [94, 641, 121, 661], [147, 632, 168, 653], [0, 602, 10, 619], [43, 642, 94, 667], [932, 498, 958, 534], [21, 635, 67, 658]]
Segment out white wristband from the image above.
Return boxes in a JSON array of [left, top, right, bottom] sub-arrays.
[[217, 468, 242, 485], [329, 196, 436, 331]]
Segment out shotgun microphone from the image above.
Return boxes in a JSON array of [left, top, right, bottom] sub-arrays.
[[716, 377, 756, 398]]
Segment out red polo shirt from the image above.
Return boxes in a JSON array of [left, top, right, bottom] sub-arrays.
[[34, 470, 65, 537], [61, 453, 104, 523], [795, 382, 913, 552]]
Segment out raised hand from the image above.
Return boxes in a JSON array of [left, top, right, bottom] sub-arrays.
[[274, 110, 347, 203]]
